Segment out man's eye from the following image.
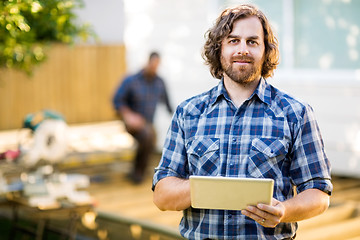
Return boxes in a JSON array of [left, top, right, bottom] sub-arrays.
[[248, 40, 258, 45], [229, 39, 239, 44]]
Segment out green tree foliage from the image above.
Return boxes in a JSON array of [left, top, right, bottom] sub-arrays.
[[0, 0, 94, 74]]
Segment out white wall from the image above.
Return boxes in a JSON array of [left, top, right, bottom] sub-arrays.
[[123, 0, 220, 150], [75, 0, 125, 43]]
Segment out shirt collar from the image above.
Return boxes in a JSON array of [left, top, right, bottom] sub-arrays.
[[210, 77, 271, 106], [252, 77, 271, 105], [209, 80, 230, 106]]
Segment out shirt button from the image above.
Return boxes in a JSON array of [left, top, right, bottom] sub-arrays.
[[232, 138, 236, 142], [228, 214, 232, 219], [229, 163, 234, 168]]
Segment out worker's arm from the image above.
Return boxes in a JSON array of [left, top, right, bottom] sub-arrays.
[[113, 77, 146, 131], [153, 176, 191, 211], [241, 188, 330, 228]]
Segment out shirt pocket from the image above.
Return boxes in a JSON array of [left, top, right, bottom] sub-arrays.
[[186, 138, 220, 176], [247, 138, 289, 179]]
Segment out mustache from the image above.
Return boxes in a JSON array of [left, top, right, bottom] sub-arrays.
[[231, 56, 254, 62]]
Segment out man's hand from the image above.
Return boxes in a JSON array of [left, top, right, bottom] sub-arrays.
[[241, 189, 330, 228], [241, 198, 285, 228], [124, 111, 146, 132], [119, 106, 146, 132]]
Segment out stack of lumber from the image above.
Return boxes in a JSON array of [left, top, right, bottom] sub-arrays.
[[295, 176, 360, 240]]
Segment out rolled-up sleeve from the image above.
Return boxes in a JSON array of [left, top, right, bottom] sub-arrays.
[[152, 106, 189, 190], [290, 104, 333, 195]]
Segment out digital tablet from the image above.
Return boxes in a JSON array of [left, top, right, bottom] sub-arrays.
[[190, 176, 274, 210]]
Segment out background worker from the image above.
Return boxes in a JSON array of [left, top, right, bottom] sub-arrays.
[[113, 52, 173, 184]]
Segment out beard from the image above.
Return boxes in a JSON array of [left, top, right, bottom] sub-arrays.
[[221, 55, 263, 85]]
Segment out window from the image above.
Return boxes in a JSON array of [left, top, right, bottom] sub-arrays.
[[294, 0, 360, 69], [222, 0, 360, 70]]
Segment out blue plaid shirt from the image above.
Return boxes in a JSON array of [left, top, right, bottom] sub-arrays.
[[153, 78, 332, 240], [112, 70, 173, 123]]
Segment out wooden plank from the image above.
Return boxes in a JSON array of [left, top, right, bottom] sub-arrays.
[[332, 177, 360, 191], [297, 202, 357, 230], [332, 187, 360, 202], [347, 237, 360, 240], [296, 217, 360, 240]]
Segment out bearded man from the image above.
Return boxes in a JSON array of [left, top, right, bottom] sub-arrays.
[[152, 4, 332, 240]]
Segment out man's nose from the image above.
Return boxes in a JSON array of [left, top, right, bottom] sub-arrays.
[[236, 42, 249, 56]]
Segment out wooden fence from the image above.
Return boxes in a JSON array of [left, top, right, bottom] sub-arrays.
[[0, 44, 126, 130]]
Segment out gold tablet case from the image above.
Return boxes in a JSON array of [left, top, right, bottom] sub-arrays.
[[190, 176, 274, 210]]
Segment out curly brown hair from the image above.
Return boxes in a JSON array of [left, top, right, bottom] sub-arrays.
[[202, 4, 279, 79]]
